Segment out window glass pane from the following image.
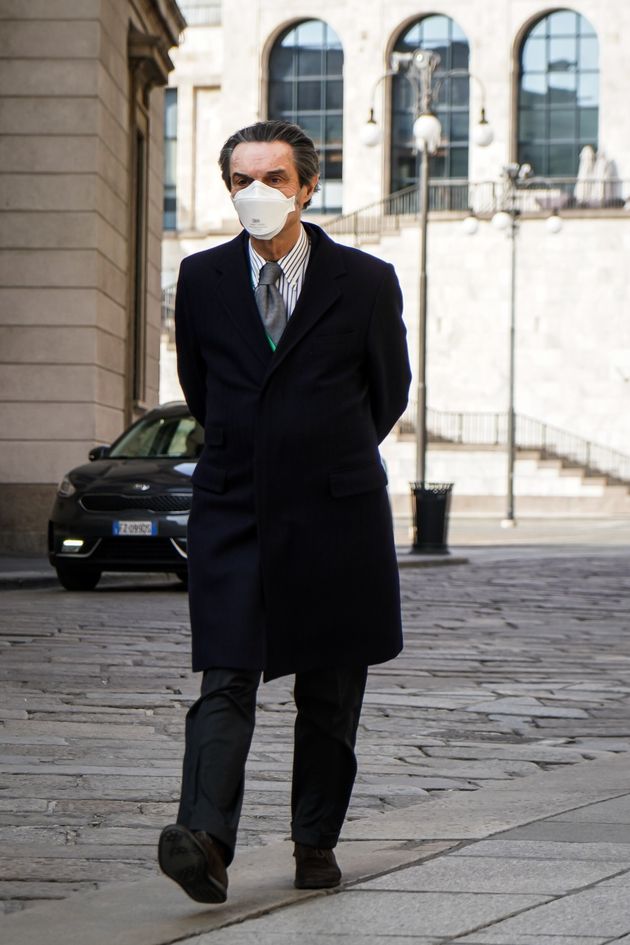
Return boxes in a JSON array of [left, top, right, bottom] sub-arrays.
[[391, 15, 469, 188], [520, 73, 546, 105], [163, 90, 177, 229], [529, 17, 546, 39], [296, 113, 323, 145], [548, 71, 577, 104], [579, 37, 598, 69], [419, 15, 450, 41], [519, 109, 546, 140], [296, 20, 324, 46], [579, 107, 598, 139], [550, 108, 577, 139], [298, 48, 322, 77], [548, 10, 577, 35], [451, 111, 469, 141], [297, 80, 322, 110], [326, 47, 343, 75], [518, 143, 545, 175], [325, 114, 343, 146], [268, 81, 293, 113], [518, 11, 598, 177], [326, 79, 343, 110], [451, 40, 469, 69], [548, 143, 575, 175], [272, 45, 294, 78], [549, 36, 577, 69], [449, 146, 469, 177], [321, 149, 343, 180], [578, 72, 598, 106], [450, 76, 469, 106], [522, 38, 546, 72], [269, 19, 343, 213]]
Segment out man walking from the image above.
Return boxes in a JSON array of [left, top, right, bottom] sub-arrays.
[[158, 120, 411, 903]]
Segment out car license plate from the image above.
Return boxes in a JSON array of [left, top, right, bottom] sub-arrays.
[[113, 521, 157, 536]]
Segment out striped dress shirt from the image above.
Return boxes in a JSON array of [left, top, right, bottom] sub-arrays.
[[248, 224, 311, 319]]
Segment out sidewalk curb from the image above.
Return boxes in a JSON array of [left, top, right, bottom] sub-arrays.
[[4, 751, 630, 945]]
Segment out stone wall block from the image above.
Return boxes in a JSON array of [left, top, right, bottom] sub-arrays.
[[0, 212, 97, 250], [0, 20, 100, 58], [0, 0, 101, 18], [0, 135, 98, 173], [0, 97, 98, 136], [0, 402, 97, 441], [0, 325, 96, 364], [0, 59, 98, 96], [0, 288, 98, 326], [0, 250, 99, 288], [0, 365, 97, 403]]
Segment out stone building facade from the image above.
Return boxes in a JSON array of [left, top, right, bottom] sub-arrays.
[[0, 0, 185, 552], [162, 0, 630, 514]]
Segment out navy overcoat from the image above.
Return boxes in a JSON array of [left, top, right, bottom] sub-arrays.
[[175, 222, 411, 679]]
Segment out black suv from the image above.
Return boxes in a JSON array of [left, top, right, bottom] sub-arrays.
[[48, 402, 201, 590]]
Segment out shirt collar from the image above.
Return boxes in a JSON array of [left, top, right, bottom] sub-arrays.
[[249, 225, 309, 285]]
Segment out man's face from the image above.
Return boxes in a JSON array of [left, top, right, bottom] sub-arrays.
[[229, 141, 317, 232]]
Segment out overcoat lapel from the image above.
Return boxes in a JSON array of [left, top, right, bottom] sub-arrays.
[[263, 224, 345, 385], [214, 233, 273, 368]]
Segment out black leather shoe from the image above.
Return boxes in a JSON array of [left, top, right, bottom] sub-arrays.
[[294, 842, 341, 889], [158, 824, 228, 903]]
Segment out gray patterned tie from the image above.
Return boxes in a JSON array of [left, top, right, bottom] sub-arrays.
[[255, 261, 287, 346]]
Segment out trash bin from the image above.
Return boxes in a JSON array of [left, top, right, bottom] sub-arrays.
[[410, 482, 453, 554]]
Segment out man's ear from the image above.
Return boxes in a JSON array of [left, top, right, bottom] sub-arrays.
[[301, 175, 320, 206]]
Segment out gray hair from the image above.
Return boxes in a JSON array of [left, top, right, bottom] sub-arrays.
[[219, 120, 320, 209]]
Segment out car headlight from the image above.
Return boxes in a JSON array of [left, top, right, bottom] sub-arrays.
[[57, 475, 77, 497]]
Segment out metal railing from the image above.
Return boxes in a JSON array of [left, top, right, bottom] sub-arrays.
[[323, 178, 630, 242], [396, 406, 630, 485]]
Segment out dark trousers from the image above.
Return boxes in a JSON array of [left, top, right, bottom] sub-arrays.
[[176, 665, 368, 864]]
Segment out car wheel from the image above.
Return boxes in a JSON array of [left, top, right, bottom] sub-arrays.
[[55, 564, 102, 591], [175, 570, 188, 589]]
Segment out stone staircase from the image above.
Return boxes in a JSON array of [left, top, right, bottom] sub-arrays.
[[382, 440, 630, 519]]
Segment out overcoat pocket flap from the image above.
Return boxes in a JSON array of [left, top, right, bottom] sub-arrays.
[[192, 462, 227, 493], [330, 463, 387, 498]]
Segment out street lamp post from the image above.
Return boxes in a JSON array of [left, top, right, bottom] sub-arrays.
[[465, 164, 562, 527], [362, 50, 493, 550]]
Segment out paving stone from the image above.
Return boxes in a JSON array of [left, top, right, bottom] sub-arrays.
[[464, 698, 589, 719], [355, 855, 627, 894], [218, 889, 550, 938], [453, 839, 630, 861], [549, 794, 630, 824], [453, 886, 630, 938], [496, 822, 630, 844]]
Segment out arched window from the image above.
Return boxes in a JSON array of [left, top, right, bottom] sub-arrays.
[[268, 20, 343, 213], [518, 9, 599, 177], [391, 15, 470, 193]]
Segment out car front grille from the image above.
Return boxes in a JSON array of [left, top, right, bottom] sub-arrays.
[[80, 493, 192, 513], [93, 537, 187, 563]]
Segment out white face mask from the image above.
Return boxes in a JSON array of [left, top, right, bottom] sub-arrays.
[[232, 180, 296, 240]]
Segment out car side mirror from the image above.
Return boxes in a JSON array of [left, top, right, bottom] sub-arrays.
[[89, 445, 110, 461]]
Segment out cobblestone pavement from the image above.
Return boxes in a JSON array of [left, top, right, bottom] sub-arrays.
[[1, 545, 630, 915]]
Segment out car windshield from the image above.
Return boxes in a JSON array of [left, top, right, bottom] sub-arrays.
[[109, 415, 203, 459]]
